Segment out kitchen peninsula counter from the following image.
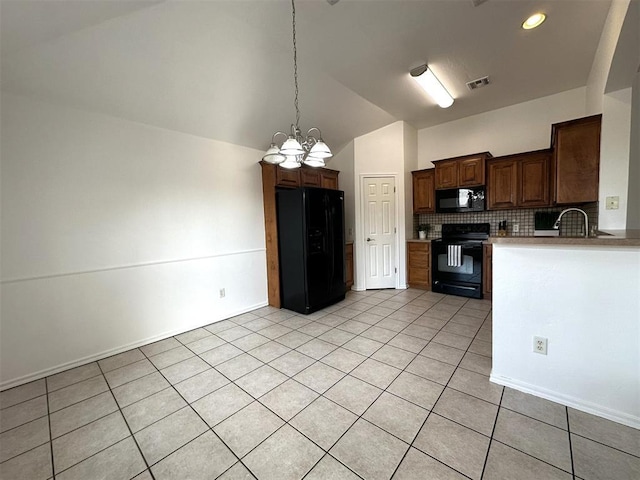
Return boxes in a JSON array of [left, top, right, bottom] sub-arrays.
[[488, 229, 640, 247], [489, 233, 640, 428]]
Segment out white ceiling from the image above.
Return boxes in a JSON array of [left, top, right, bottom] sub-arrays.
[[0, 0, 617, 154]]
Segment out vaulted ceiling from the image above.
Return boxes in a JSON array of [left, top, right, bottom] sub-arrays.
[[1, 0, 616, 154]]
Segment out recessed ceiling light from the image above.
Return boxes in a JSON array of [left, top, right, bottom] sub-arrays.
[[522, 13, 546, 30]]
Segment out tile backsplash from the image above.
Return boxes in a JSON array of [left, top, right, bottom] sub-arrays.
[[414, 202, 598, 239]]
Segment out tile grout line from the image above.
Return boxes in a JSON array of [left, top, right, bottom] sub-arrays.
[[45, 377, 55, 480], [567, 406, 577, 480], [478, 387, 505, 479], [94, 362, 156, 480]]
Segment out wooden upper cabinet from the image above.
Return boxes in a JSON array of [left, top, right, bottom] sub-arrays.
[[264, 163, 339, 190], [520, 152, 550, 207], [551, 114, 601, 205], [275, 167, 300, 188], [412, 169, 435, 213], [487, 159, 518, 209], [435, 160, 458, 189], [300, 168, 321, 187], [433, 152, 491, 189], [487, 150, 551, 210], [458, 157, 485, 187], [320, 170, 339, 190]]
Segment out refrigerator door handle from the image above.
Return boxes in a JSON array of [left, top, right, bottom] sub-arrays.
[[325, 196, 335, 291]]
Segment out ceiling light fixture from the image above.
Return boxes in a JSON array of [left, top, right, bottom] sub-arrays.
[[262, 0, 332, 169], [410, 64, 454, 108], [522, 13, 546, 30]]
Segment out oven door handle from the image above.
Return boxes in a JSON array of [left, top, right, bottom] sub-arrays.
[[433, 281, 478, 291]]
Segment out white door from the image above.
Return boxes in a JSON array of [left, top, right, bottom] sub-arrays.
[[363, 176, 396, 289]]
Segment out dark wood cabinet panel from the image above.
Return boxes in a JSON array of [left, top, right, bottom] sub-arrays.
[[459, 157, 485, 187], [345, 243, 354, 290], [483, 244, 492, 298], [487, 159, 518, 209], [412, 169, 435, 213], [487, 150, 551, 210], [552, 114, 601, 205], [321, 170, 339, 190], [276, 168, 300, 187], [407, 242, 430, 290], [433, 152, 491, 189], [520, 152, 550, 207], [435, 160, 458, 189], [300, 168, 321, 187]]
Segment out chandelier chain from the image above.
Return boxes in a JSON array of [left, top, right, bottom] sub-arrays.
[[291, 0, 300, 129]]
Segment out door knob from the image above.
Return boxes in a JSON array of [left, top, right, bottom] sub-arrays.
[[366, 237, 374, 242]]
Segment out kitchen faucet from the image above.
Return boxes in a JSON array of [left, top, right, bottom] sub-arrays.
[[553, 208, 589, 237]]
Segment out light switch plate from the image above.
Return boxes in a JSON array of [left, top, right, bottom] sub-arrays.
[[606, 196, 619, 210]]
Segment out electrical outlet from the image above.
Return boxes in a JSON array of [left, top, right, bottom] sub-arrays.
[[605, 196, 619, 210], [219, 288, 225, 298], [513, 224, 519, 233], [533, 336, 548, 355]]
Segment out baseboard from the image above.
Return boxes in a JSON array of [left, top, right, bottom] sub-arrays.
[[0, 301, 268, 391], [490, 373, 640, 429]]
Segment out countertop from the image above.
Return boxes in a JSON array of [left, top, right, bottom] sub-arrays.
[[407, 238, 432, 243], [487, 229, 640, 247]]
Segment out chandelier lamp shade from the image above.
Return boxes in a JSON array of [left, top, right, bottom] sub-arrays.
[[410, 64, 454, 109], [262, 0, 332, 169]]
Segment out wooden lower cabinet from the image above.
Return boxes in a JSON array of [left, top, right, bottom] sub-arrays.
[[407, 242, 431, 290], [345, 243, 354, 290], [483, 244, 492, 298]]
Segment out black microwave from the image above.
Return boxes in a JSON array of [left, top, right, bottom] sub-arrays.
[[436, 187, 485, 213]]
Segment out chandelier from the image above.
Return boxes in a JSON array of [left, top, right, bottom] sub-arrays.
[[262, 0, 332, 169]]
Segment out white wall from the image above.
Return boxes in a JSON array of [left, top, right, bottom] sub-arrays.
[[403, 124, 418, 240], [353, 121, 407, 290], [599, 88, 632, 229], [329, 141, 355, 243], [0, 93, 267, 388], [491, 244, 640, 428], [417, 88, 587, 167], [586, 0, 631, 114]]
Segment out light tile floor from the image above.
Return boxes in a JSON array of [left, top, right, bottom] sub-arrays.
[[1, 289, 639, 480]]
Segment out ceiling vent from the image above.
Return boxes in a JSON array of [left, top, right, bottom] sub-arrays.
[[466, 76, 491, 90]]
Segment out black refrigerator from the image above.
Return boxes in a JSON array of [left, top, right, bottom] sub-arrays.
[[276, 187, 346, 314]]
